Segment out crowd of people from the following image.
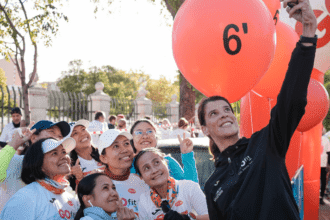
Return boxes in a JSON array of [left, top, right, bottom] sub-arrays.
[[0, 0, 328, 219]]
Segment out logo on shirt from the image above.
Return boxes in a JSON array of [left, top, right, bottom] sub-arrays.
[[50, 198, 56, 203], [128, 188, 136, 194], [238, 156, 253, 175], [175, 200, 183, 207], [214, 187, 223, 202], [122, 198, 137, 206], [241, 156, 252, 167], [58, 209, 71, 219], [68, 201, 74, 206]]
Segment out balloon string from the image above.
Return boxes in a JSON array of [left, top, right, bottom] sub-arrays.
[[249, 92, 254, 134]]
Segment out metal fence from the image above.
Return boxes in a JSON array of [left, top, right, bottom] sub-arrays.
[[151, 101, 171, 123], [110, 98, 137, 127], [47, 90, 93, 122], [0, 85, 24, 133]]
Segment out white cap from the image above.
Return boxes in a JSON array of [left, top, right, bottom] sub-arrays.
[[69, 119, 90, 137], [97, 129, 133, 155], [42, 138, 76, 154]]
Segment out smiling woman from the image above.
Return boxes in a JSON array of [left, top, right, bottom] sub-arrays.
[[97, 129, 149, 218], [68, 119, 105, 190], [134, 148, 209, 220], [0, 137, 80, 219]]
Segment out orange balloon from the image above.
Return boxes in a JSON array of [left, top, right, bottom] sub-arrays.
[[297, 79, 329, 132], [310, 68, 324, 83], [253, 21, 299, 99], [172, 0, 276, 103], [261, 0, 281, 24], [285, 131, 302, 179]]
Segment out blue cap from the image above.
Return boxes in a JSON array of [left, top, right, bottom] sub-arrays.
[[31, 120, 71, 137]]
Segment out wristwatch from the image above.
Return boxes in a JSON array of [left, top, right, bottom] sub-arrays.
[[299, 35, 318, 46]]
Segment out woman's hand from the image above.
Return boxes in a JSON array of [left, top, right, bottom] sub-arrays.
[[71, 159, 84, 181], [178, 133, 194, 154], [8, 127, 36, 151], [116, 198, 135, 220]]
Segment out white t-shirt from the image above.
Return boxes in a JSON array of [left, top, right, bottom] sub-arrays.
[[169, 129, 191, 139], [138, 180, 208, 220], [321, 136, 330, 167], [88, 120, 109, 146], [0, 154, 26, 212], [110, 173, 149, 219], [78, 155, 105, 176], [0, 181, 80, 220], [0, 122, 17, 142], [159, 128, 172, 140]]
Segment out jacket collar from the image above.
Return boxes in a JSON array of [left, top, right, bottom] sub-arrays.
[[83, 207, 113, 220], [215, 137, 249, 167]]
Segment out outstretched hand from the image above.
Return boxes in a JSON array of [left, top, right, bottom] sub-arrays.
[[8, 124, 36, 151], [116, 198, 135, 220], [281, 0, 317, 37], [178, 133, 194, 154]]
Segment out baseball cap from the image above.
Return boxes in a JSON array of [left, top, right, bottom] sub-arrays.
[[31, 120, 71, 137], [97, 129, 133, 155], [68, 119, 90, 137], [41, 137, 76, 154]]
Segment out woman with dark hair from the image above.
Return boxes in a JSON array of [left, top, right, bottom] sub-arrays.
[[68, 120, 105, 190], [75, 173, 135, 220], [197, 1, 317, 219], [130, 119, 198, 183], [134, 148, 209, 220], [0, 137, 79, 219], [97, 129, 149, 218]]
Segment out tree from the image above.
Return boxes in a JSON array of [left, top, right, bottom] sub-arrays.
[[57, 60, 149, 100], [323, 69, 330, 131], [146, 76, 178, 104], [0, 68, 15, 117], [0, 0, 68, 124]]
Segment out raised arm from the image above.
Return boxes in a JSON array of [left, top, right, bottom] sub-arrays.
[[268, 0, 317, 157]]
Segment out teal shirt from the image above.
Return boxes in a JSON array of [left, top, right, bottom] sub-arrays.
[[131, 151, 199, 183]]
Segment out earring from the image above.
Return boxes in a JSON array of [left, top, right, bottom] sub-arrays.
[[88, 200, 94, 207]]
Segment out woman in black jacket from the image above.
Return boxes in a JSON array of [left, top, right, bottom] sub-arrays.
[[197, 0, 317, 219]]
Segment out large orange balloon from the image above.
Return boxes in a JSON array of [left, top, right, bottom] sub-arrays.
[[310, 68, 324, 83], [253, 21, 299, 99], [172, 0, 276, 102], [285, 131, 302, 179], [297, 79, 329, 132]]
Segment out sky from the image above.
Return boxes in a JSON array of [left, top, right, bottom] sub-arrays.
[[6, 0, 179, 83]]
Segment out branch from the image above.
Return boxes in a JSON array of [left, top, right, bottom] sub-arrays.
[[19, 0, 35, 45], [27, 43, 37, 87], [0, 3, 24, 40]]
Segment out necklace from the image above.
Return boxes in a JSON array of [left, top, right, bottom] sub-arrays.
[[105, 167, 130, 181], [150, 177, 178, 208]]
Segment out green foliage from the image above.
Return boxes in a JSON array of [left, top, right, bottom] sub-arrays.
[[323, 69, 330, 131], [57, 60, 149, 100], [146, 76, 178, 104], [0, 68, 16, 116]]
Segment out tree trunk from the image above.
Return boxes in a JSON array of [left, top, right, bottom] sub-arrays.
[[179, 74, 196, 120], [22, 83, 30, 125], [164, 0, 196, 120]]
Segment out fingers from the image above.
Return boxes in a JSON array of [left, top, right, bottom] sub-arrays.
[[28, 121, 35, 130], [287, 3, 303, 17], [177, 134, 182, 143], [282, 0, 298, 9], [75, 158, 80, 166]]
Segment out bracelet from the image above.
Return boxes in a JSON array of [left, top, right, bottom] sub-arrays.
[[299, 35, 318, 46]]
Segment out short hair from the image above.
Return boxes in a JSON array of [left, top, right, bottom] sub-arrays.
[[11, 107, 22, 115], [108, 115, 116, 122], [178, 118, 189, 128], [95, 112, 105, 120], [21, 138, 55, 184], [134, 148, 166, 176], [197, 96, 233, 159], [130, 119, 159, 153]]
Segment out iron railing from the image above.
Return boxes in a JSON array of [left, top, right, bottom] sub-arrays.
[[47, 90, 93, 122], [0, 85, 24, 133], [109, 98, 137, 127], [151, 101, 171, 122]]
